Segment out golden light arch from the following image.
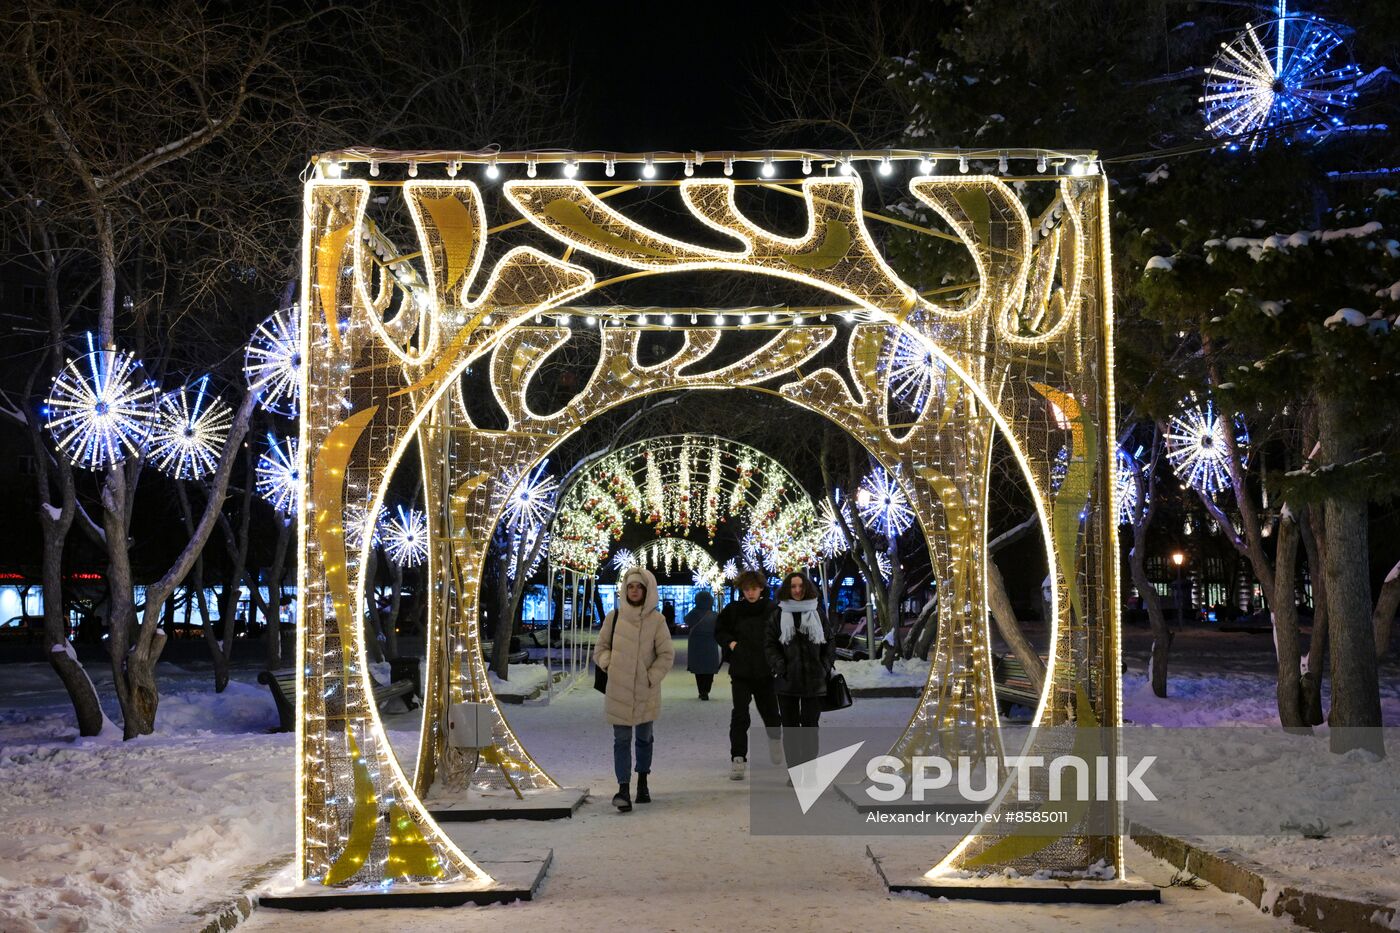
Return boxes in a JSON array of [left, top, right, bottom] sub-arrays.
[[293, 148, 1122, 893]]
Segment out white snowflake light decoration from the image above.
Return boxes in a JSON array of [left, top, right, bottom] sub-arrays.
[[1201, 2, 1363, 150], [611, 548, 635, 572], [383, 506, 429, 568], [856, 467, 914, 537], [503, 461, 557, 531], [255, 434, 300, 514], [344, 504, 386, 553], [887, 332, 944, 414], [45, 335, 159, 470], [1165, 400, 1249, 496], [1115, 447, 1143, 526], [244, 306, 302, 418], [148, 376, 233, 480], [721, 558, 738, 581], [817, 494, 853, 558]]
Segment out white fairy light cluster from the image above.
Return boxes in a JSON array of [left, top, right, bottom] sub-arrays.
[[503, 462, 558, 532], [549, 436, 820, 576], [255, 434, 300, 515], [856, 467, 915, 537], [344, 504, 386, 553], [148, 376, 234, 480], [817, 494, 855, 559], [1165, 399, 1249, 497], [383, 506, 429, 568], [244, 306, 302, 418], [44, 334, 160, 470]]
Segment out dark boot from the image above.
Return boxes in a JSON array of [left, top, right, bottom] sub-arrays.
[[612, 782, 632, 812], [635, 772, 651, 803]]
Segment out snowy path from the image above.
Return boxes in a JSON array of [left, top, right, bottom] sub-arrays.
[[0, 650, 1318, 931]]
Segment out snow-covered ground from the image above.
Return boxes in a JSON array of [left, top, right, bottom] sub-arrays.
[[1, 639, 1388, 930]]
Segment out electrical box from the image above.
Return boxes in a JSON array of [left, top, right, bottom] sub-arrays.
[[447, 702, 493, 749]]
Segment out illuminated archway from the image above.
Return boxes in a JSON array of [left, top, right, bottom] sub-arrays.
[[294, 148, 1120, 892]]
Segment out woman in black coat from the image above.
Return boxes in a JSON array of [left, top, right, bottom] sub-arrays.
[[764, 570, 834, 770]]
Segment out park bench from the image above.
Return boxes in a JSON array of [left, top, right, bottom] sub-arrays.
[[480, 635, 531, 666], [992, 653, 1043, 718], [259, 656, 421, 733]]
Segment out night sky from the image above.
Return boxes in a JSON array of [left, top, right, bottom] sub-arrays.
[[555, 2, 795, 151]]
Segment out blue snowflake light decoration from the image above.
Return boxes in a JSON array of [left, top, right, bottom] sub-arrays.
[[244, 306, 302, 418], [255, 434, 300, 514], [383, 506, 429, 568], [857, 468, 915, 537], [148, 376, 233, 480], [45, 335, 159, 470], [1165, 401, 1249, 497], [1201, 2, 1364, 149]]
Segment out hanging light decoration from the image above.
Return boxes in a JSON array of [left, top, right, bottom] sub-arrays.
[[45, 334, 159, 470], [817, 494, 854, 558], [887, 332, 945, 414], [255, 434, 300, 514], [1165, 399, 1249, 496], [148, 376, 233, 480], [344, 503, 386, 552], [1115, 447, 1143, 526], [856, 467, 915, 537], [1201, 2, 1364, 150], [610, 548, 635, 572], [244, 306, 302, 418], [1049, 444, 1070, 494], [503, 461, 558, 531], [383, 506, 429, 568], [506, 525, 550, 580], [721, 559, 739, 581]]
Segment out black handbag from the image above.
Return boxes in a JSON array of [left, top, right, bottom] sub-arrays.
[[822, 671, 853, 711], [594, 610, 616, 694]]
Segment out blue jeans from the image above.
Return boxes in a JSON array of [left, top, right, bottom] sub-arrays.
[[613, 722, 654, 784]]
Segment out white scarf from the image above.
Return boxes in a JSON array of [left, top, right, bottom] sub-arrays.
[[778, 598, 825, 645]]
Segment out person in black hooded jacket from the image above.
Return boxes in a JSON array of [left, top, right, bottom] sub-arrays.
[[714, 570, 783, 780]]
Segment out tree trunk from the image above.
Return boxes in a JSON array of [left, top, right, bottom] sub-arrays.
[[40, 507, 106, 734], [1319, 393, 1383, 756], [1372, 560, 1400, 658], [987, 559, 1045, 694], [1270, 507, 1308, 730], [1301, 506, 1328, 726]]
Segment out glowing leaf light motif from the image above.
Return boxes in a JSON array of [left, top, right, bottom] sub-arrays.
[[148, 377, 234, 480], [255, 434, 300, 514], [383, 506, 429, 568], [857, 467, 914, 537], [1165, 401, 1249, 496], [45, 336, 159, 470], [1201, 2, 1364, 150], [244, 306, 302, 418]]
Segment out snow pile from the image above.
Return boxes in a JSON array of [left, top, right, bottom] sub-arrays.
[[488, 663, 551, 697], [1324, 307, 1368, 328], [1143, 255, 1174, 273], [835, 657, 930, 689]]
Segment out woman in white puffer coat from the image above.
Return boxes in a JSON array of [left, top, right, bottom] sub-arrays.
[[594, 566, 674, 812]]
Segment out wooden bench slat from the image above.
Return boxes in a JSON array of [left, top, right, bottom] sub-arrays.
[[259, 660, 421, 733]]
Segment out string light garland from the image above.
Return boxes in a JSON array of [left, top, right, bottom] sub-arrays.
[[148, 376, 234, 480], [244, 306, 303, 418], [1165, 399, 1249, 496], [44, 334, 159, 470], [255, 434, 299, 514], [383, 506, 429, 568]]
